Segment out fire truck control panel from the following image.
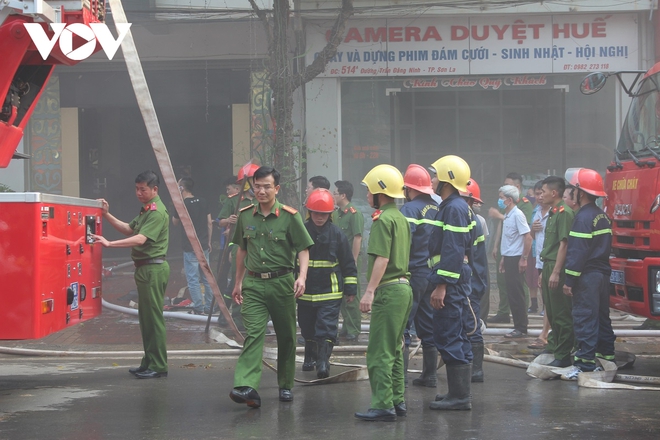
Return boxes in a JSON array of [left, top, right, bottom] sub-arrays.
[[0, 193, 103, 339]]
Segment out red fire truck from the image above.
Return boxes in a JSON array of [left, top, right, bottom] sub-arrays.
[[581, 64, 660, 320], [0, 0, 106, 339]]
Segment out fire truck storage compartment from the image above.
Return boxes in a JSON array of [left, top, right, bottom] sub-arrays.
[[0, 193, 103, 339]]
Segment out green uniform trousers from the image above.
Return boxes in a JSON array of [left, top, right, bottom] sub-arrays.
[[234, 273, 297, 390], [135, 261, 170, 373], [367, 282, 412, 409], [496, 253, 530, 316], [541, 261, 574, 360]]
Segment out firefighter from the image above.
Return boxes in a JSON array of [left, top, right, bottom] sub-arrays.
[[229, 166, 314, 408], [354, 165, 412, 422], [562, 168, 616, 379], [427, 155, 476, 411], [400, 164, 439, 388], [459, 178, 488, 383], [297, 188, 358, 379]]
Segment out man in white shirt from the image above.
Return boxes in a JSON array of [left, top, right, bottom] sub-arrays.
[[498, 185, 532, 338]]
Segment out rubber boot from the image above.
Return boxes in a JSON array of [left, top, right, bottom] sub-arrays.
[[471, 343, 484, 383], [429, 363, 472, 410], [317, 340, 333, 379], [412, 345, 438, 388], [302, 340, 317, 372], [403, 344, 409, 388]]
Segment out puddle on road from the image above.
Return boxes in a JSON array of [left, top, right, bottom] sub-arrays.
[[0, 363, 120, 376], [0, 387, 104, 417]]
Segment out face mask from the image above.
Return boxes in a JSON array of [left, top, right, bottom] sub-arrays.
[[435, 182, 445, 196], [497, 199, 507, 210], [472, 203, 482, 214]]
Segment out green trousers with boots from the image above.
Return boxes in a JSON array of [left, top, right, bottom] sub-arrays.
[[412, 345, 438, 387], [317, 339, 333, 379], [471, 343, 484, 383], [302, 340, 317, 372], [430, 363, 472, 410]]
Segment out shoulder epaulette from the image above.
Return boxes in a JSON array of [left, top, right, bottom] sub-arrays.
[[371, 209, 382, 221], [239, 204, 253, 213], [149, 203, 158, 211], [282, 205, 298, 215], [349, 206, 357, 214], [559, 206, 565, 213], [522, 197, 529, 203], [228, 193, 238, 198]]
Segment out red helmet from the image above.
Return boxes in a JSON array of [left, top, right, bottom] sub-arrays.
[[306, 188, 335, 213], [460, 178, 483, 203], [565, 168, 606, 197], [403, 164, 433, 195], [237, 163, 260, 182]]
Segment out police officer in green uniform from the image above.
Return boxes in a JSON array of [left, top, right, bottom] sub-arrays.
[[333, 180, 364, 341], [539, 176, 575, 367], [93, 170, 170, 379], [488, 172, 534, 323], [354, 165, 412, 422], [229, 166, 314, 408]]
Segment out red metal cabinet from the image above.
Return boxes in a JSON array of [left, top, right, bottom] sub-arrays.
[[0, 193, 103, 339]]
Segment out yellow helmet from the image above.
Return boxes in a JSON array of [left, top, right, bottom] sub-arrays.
[[362, 164, 405, 198], [429, 155, 470, 193]]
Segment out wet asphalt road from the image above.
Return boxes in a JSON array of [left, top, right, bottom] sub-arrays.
[[1, 354, 659, 440]]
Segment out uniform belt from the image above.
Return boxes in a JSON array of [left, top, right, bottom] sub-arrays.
[[247, 269, 292, 279], [377, 277, 410, 289], [427, 254, 469, 268], [134, 258, 165, 268]]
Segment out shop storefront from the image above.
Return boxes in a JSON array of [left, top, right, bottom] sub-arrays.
[[304, 12, 648, 202]]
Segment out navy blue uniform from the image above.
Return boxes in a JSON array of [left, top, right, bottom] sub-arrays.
[[564, 203, 616, 370], [401, 194, 439, 348], [465, 209, 487, 344], [297, 220, 358, 344], [428, 192, 477, 365]]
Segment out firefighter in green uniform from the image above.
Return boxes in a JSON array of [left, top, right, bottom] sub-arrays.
[[488, 172, 534, 323], [354, 165, 412, 422], [333, 180, 364, 341], [539, 175, 575, 367], [93, 170, 170, 379], [229, 166, 314, 408]]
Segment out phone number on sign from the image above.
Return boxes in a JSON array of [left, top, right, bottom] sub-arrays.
[[563, 63, 610, 71]]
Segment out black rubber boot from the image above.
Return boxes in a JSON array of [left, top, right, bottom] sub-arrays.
[[403, 344, 409, 388], [429, 363, 472, 410], [471, 343, 484, 383], [302, 340, 317, 372], [412, 345, 438, 387], [316, 340, 333, 379]]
